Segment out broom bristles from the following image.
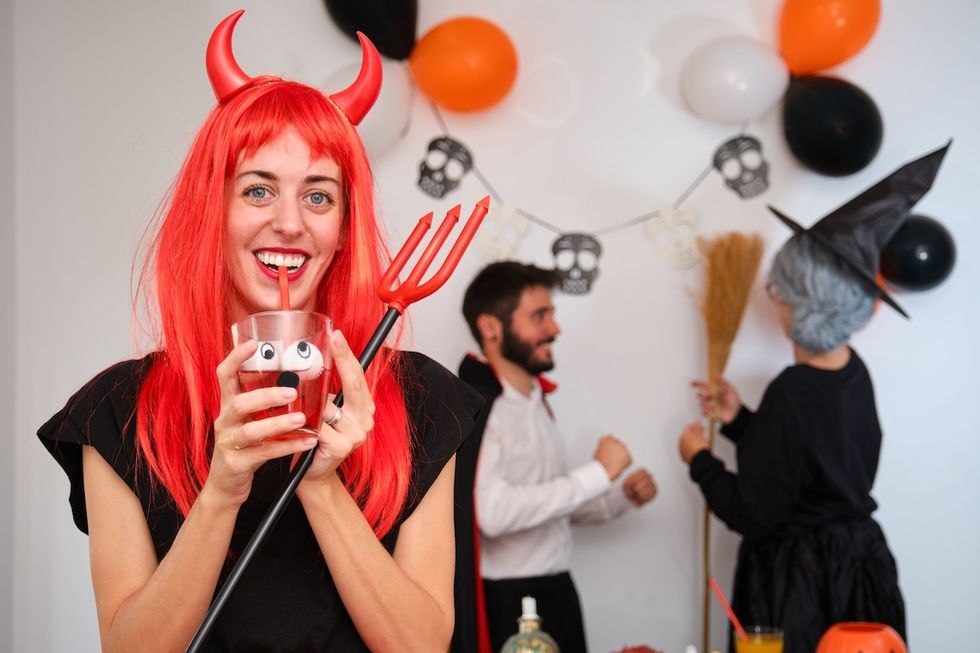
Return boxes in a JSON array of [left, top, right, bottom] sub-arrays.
[[699, 232, 764, 390], [697, 231, 763, 653]]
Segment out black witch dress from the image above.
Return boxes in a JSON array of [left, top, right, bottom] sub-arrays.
[[38, 350, 484, 652], [688, 349, 906, 653]]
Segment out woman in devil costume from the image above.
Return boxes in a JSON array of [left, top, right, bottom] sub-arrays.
[[677, 144, 949, 653], [37, 11, 482, 652]]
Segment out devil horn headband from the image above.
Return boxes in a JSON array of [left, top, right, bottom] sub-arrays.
[[205, 9, 382, 125]]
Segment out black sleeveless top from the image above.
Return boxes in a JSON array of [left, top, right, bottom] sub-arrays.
[[38, 350, 484, 652]]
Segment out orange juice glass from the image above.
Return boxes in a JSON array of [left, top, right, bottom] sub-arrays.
[[734, 626, 783, 653]]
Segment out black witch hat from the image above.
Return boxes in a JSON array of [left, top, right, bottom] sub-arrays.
[[768, 141, 951, 318]]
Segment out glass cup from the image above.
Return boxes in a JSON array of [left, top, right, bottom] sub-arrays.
[[231, 310, 332, 437], [735, 626, 783, 653]]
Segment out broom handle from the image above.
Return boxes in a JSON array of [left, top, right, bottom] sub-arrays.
[[702, 414, 719, 653]]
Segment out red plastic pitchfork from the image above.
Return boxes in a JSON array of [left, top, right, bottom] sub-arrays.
[[187, 196, 490, 652]]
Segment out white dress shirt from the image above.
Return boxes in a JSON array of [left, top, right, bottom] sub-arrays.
[[475, 376, 632, 580]]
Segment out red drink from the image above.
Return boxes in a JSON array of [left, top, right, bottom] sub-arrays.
[[232, 311, 332, 438], [238, 367, 329, 437]]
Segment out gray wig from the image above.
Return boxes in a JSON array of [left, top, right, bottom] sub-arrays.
[[768, 233, 875, 353]]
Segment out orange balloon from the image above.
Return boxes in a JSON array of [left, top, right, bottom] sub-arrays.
[[779, 0, 881, 75], [409, 17, 518, 112]]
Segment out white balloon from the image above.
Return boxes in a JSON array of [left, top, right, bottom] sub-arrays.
[[323, 58, 415, 158], [680, 36, 788, 124]]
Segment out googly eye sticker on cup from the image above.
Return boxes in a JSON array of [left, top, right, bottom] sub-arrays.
[[282, 340, 325, 377], [240, 340, 285, 372]]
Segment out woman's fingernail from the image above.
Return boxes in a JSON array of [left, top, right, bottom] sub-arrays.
[[303, 437, 318, 447], [289, 412, 306, 425], [280, 388, 298, 401], [333, 330, 348, 348]]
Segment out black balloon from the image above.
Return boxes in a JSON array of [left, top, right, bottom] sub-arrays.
[[323, 0, 417, 60], [880, 214, 956, 291], [783, 75, 883, 176]]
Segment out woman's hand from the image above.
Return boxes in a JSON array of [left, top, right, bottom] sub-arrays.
[[302, 330, 376, 486], [204, 339, 319, 509], [677, 421, 710, 464], [690, 374, 741, 424]]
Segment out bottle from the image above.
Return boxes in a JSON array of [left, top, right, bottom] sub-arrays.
[[499, 595, 560, 653]]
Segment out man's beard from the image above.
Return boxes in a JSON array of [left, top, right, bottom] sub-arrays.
[[500, 327, 555, 375]]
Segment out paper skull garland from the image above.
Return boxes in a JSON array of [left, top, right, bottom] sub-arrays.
[[418, 136, 474, 198], [644, 207, 700, 269], [474, 201, 529, 262], [552, 233, 602, 294], [712, 135, 769, 199]]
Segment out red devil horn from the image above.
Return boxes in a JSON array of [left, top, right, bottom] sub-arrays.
[[206, 10, 255, 103], [329, 32, 383, 125]]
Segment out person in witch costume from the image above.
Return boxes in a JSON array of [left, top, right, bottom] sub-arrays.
[[459, 260, 658, 653], [677, 142, 950, 653], [36, 11, 483, 652]]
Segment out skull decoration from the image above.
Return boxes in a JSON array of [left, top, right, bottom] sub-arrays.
[[552, 233, 602, 295], [418, 136, 474, 199], [474, 202, 529, 262], [644, 207, 700, 269], [712, 135, 769, 199]]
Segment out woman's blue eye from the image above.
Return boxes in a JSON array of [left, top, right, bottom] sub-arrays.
[[246, 187, 268, 200], [309, 192, 327, 205]]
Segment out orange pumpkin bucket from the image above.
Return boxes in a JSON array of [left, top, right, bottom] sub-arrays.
[[816, 622, 907, 653]]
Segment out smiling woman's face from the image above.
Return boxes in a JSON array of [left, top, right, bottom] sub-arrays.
[[224, 126, 346, 319]]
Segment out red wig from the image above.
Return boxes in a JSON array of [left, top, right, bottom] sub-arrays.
[[135, 78, 410, 537]]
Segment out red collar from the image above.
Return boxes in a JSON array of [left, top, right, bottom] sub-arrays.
[[465, 352, 557, 395], [536, 375, 558, 395]]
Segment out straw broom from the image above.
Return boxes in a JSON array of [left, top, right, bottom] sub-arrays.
[[697, 232, 763, 653]]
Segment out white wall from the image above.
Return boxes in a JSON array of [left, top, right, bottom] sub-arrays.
[[11, 1, 979, 651], [1, 0, 15, 649]]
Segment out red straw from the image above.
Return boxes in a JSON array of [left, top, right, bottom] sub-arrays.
[[709, 577, 749, 641], [278, 266, 290, 310]]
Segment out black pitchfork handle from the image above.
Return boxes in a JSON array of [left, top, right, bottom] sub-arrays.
[[186, 307, 400, 652]]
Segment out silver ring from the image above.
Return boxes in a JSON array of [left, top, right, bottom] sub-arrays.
[[323, 406, 343, 427], [230, 428, 244, 450]]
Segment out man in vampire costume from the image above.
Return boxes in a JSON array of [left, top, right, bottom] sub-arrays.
[[458, 261, 658, 653]]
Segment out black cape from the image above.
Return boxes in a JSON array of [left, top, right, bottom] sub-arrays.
[[452, 354, 502, 653]]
